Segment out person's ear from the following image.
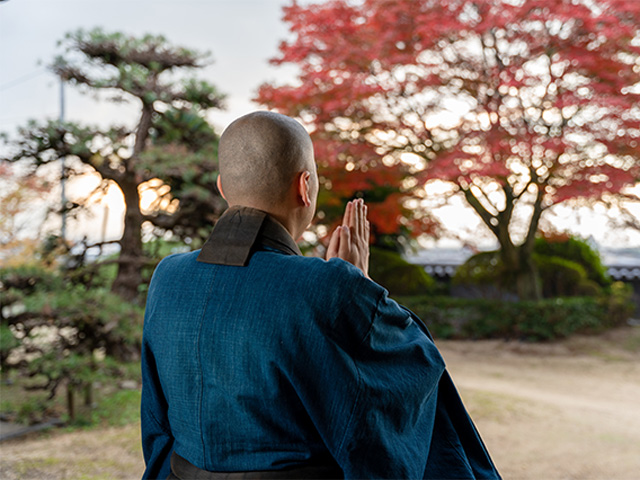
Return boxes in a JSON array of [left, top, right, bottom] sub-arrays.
[[298, 171, 311, 207], [216, 175, 227, 201]]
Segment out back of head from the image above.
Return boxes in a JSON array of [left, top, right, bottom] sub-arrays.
[[218, 111, 314, 208]]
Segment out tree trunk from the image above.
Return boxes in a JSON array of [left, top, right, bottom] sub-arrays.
[[110, 103, 154, 303], [67, 383, 75, 421], [499, 242, 542, 301], [464, 182, 545, 302], [514, 248, 542, 301], [511, 183, 545, 301], [84, 383, 93, 407], [111, 177, 144, 302]]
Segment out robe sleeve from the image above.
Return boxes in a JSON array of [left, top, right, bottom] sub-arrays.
[[304, 274, 447, 479], [140, 337, 175, 480]]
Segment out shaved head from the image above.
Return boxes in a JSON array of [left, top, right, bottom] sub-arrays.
[[218, 111, 315, 207]]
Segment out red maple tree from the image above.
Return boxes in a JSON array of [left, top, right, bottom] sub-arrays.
[[257, 0, 640, 299]]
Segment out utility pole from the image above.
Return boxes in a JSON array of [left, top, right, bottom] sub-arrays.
[[59, 76, 67, 241]]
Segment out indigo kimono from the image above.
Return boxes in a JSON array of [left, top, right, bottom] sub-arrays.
[[141, 206, 500, 480]]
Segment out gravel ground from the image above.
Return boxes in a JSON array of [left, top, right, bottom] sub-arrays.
[[1, 326, 639, 480]]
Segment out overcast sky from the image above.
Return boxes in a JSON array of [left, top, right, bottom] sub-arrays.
[[1, 0, 298, 135]]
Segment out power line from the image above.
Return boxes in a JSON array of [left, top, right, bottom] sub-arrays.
[[0, 68, 48, 91], [0, 112, 58, 125]]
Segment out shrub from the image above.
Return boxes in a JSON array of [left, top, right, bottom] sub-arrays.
[[0, 324, 21, 371], [1, 264, 144, 421], [398, 290, 634, 341], [533, 254, 600, 298], [453, 236, 611, 299], [369, 247, 435, 296], [451, 251, 516, 299], [534, 236, 611, 287]]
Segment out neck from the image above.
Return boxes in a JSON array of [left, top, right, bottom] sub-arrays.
[[266, 211, 300, 241], [227, 203, 301, 240]]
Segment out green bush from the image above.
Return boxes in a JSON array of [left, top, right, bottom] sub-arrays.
[[369, 247, 435, 296], [534, 236, 611, 287], [0, 324, 20, 361], [398, 289, 634, 341], [533, 254, 600, 298], [453, 236, 611, 299], [452, 251, 516, 299], [1, 263, 144, 421], [575, 279, 602, 297], [89, 388, 142, 427], [453, 251, 506, 286]]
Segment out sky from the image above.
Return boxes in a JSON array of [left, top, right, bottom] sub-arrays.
[[1, 0, 639, 250], [0, 0, 298, 134]]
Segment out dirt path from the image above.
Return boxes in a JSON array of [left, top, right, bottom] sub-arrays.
[[440, 327, 640, 479], [1, 326, 639, 479]]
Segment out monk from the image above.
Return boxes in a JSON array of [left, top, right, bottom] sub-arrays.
[[141, 111, 500, 480]]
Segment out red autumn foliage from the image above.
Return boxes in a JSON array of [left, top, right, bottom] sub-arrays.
[[257, 0, 640, 298]]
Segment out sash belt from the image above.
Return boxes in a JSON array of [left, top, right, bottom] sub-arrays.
[[169, 452, 344, 480]]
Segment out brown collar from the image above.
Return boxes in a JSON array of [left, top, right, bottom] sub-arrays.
[[197, 206, 302, 266]]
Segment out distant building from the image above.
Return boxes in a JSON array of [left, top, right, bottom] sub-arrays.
[[405, 248, 475, 281], [602, 248, 640, 283], [406, 247, 640, 316]]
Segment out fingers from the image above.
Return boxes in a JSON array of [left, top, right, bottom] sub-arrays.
[[364, 204, 370, 239], [348, 198, 366, 241], [326, 225, 341, 259], [357, 199, 365, 239], [344, 199, 364, 233], [353, 199, 360, 238], [338, 224, 351, 260], [342, 200, 353, 228], [361, 200, 368, 238]]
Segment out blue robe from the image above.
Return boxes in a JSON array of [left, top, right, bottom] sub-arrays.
[[141, 206, 500, 479]]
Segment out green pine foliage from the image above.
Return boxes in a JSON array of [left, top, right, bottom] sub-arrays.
[[0, 261, 143, 423]]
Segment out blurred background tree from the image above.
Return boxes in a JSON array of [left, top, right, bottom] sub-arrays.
[[0, 29, 226, 424], [257, 0, 640, 300], [2, 28, 226, 302], [0, 164, 52, 265]]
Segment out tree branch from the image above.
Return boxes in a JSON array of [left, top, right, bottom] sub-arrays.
[[523, 184, 546, 253], [462, 185, 499, 237]]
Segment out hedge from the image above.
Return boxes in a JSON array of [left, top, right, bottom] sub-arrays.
[[397, 282, 634, 341]]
